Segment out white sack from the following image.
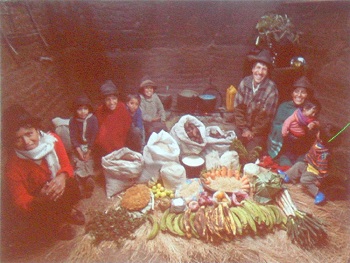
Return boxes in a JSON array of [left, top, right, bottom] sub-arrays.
[[160, 162, 187, 191], [205, 126, 236, 156], [170, 114, 206, 155], [138, 130, 180, 184], [102, 147, 144, 198]]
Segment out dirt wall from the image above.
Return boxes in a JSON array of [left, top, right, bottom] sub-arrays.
[[1, 1, 349, 175]]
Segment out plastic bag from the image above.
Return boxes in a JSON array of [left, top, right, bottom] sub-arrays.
[[102, 147, 144, 198], [170, 114, 206, 155]]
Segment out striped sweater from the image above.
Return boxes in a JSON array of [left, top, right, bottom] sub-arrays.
[[305, 140, 330, 176]]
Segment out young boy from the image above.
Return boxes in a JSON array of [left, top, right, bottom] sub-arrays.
[[125, 93, 145, 152], [139, 76, 167, 141], [69, 94, 99, 198], [279, 124, 336, 205]]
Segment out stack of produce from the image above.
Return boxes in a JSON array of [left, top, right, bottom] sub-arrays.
[[200, 166, 250, 193], [147, 199, 286, 242]]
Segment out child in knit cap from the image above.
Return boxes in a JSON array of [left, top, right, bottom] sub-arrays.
[[139, 76, 167, 141], [125, 93, 145, 153], [94, 80, 132, 157], [279, 123, 337, 205], [69, 94, 98, 198]]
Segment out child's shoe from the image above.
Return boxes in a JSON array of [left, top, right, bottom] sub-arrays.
[[277, 169, 290, 183], [314, 192, 326, 205]]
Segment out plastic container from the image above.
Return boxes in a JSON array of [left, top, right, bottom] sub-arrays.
[[226, 85, 237, 112]]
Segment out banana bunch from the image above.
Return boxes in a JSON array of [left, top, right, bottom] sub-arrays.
[[154, 200, 286, 242]]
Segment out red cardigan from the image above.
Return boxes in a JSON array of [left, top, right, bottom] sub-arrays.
[[95, 102, 132, 155], [5, 132, 74, 212]]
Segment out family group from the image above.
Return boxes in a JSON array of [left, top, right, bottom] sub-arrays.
[[2, 48, 336, 241]]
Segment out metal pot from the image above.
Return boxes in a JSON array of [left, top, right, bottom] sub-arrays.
[[198, 94, 217, 112], [177, 89, 199, 112]]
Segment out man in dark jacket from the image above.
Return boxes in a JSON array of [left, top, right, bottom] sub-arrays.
[[233, 49, 279, 152]]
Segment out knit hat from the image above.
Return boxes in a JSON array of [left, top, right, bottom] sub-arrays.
[[2, 104, 41, 147], [73, 94, 93, 112], [100, 80, 118, 97], [247, 49, 273, 66]]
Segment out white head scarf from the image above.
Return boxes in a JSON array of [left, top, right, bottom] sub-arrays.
[[15, 131, 61, 179]]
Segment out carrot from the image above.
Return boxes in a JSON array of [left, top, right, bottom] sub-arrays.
[[240, 178, 250, 185], [234, 170, 240, 180], [240, 174, 248, 181], [215, 168, 221, 177], [227, 168, 233, 178], [202, 171, 209, 179], [220, 166, 227, 177], [241, 183, 250, 189]]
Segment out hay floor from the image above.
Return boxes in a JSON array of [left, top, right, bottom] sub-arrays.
[[2, 113, 350, 263], [2, 175, 350, 263]]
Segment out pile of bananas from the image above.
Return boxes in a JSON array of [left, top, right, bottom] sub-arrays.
[[147, 199, 286, 241]]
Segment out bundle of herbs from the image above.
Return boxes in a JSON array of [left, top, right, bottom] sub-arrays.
[[85, 207, 146, 245], [275, 189, 328, 249]]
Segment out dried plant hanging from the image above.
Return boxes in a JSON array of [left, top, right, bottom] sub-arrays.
[[256, 13, 302, 45]]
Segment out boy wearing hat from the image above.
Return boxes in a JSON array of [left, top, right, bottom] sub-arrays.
[[69, 94, 98, 198], [233, 49, 279, 152], [95, 80, 132, 157], [139, 76, 167, 141]]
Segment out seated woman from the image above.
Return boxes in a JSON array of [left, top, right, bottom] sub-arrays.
[[3, 105, 84, 241], [267, 76, 316, 166]]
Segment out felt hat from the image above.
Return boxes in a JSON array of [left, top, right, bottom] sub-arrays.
[[291, 76, 314, 97], [100, 80, 118, 97], [247, 49, 273, 66], [293, 76, 311, 88], [139, 76, 157, 93]]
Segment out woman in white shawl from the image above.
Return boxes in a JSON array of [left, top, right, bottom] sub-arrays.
[[3, 105, 84, 241]]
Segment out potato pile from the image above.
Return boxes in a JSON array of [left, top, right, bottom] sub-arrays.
[[184, 121, 203, 143]]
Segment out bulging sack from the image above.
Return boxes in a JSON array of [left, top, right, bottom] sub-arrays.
[[160, 162, 187, 191], [138, 130, 180, 184], [170, 114, 206, 155], [205, 126, 236, 156], [102, 147, 144, 198]]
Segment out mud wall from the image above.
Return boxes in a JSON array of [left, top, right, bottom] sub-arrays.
[[1, 1, 349, 176]]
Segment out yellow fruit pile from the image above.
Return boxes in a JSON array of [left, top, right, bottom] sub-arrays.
[[151, 183, 175, 199]]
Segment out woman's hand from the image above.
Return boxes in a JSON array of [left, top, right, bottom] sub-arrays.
[[43, 173, 67, 202]]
